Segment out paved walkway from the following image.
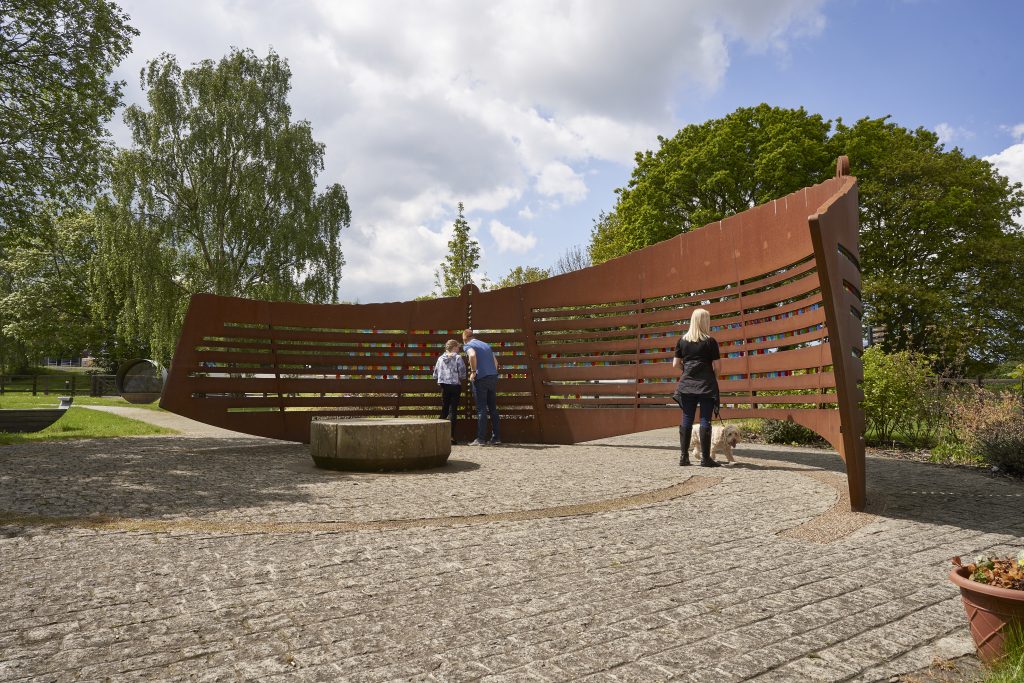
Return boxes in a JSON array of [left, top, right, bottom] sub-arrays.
[[80, 404, 260, 439], [1, 424, 1021, 681]]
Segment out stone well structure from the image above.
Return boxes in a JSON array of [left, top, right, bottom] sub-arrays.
[[310, 418, 451, 471]]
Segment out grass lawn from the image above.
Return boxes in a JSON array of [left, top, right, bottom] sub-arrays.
[[982, 639, 1024, 682], [0, 406, 175, 445], [0, 394, 162, 410]]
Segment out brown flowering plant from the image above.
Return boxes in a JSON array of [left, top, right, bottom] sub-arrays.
[[952, 551, 1024, 591]]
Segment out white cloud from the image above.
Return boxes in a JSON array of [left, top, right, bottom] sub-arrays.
[[489, 221, 537, 253], [985, 143, 1024, 187], [535, 162, 588, 205], [1010, 123, 1024, 142], [935, 123, 955, 145], [518, 205, 536, 220], [341, 221, 448, 302], [934, 122, 973, 146], [112, 0, 828, 301], [985, 143, 1024, 228]]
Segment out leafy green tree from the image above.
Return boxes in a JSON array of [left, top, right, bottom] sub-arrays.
[[94, 49, 351, 363], [0, 252, 29, 373], [0, 0, 137, 232], [590, 104, 833, 263], [434, 202, 480, 297], [0, 209, 108, 362], [832, 117, 1024, 370], [492, 265, 550, 289], [588, 104, 1024, 371]]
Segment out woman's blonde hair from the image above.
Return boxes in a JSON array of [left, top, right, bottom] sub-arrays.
[[445, 339, 460, 352], [682, 308, 711, 343]]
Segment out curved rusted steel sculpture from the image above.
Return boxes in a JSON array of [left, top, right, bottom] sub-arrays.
[[162, 158, 866, 509]]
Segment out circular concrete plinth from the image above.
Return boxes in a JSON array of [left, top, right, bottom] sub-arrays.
[[310, 418, 452, 472]]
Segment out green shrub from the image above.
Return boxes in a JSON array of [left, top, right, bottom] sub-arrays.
[[929, 438, 984, 466], [760, 418, 825, 445], [1008, 362, 1024, 380], [733, 419, 763, 442], [975, 394, 1024, 475], [938, 387, 1024, 473], [862, 346, 943, 447]]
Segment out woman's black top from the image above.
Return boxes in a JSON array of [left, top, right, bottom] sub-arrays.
[[674, 336, 720, 396]]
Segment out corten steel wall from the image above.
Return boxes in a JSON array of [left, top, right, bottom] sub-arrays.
[[161, 160, 866, 509]]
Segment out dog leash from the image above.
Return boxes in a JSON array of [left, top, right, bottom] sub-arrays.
[[712, 393, 725, 425]]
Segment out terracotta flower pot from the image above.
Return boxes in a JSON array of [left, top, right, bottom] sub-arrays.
[[949, 566, 1024, 664]]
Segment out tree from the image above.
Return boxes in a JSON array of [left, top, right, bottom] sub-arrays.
[[94, 49, 351, 363], [0, 209, 108, 363], [588, 104, 1024, 372], [0, 0, 137, 233], [0, 234, 29, 373], [832, 117, 1024, 370], [434, 202, 480, 297], [492, 265, 550, 289], [861, 346, 942, 447], [590, 104, 833, 263], [552, 244, 591, 274]]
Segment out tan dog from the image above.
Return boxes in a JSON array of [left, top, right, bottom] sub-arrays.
[[688, 424, 742, 464]]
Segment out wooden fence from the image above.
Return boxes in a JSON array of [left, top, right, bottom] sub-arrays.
[[0, 374, 118, 397]]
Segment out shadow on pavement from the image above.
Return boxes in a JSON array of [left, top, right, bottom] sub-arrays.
[[0, 436, 474, 521], [3, 434, 1022, 539], [736, 445, 1024, 537]]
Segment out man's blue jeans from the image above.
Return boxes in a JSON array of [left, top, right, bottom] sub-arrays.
[[471, 374, 500, 441]]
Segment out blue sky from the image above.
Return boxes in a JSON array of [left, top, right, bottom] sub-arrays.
[[112, 1, 1023, 303], [507, 1, 1024, 282], [709, 0, 1022, 154]]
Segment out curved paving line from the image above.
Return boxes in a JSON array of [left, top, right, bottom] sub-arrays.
[[0, 476, 721, 534], [779, 469, 878, 544]]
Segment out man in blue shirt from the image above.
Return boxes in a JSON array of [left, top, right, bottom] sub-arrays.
[[462, 328, 501, 445]]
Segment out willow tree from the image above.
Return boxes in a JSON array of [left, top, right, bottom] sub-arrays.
[[0, 209, 105, 362], [95, 48, 350, 363]]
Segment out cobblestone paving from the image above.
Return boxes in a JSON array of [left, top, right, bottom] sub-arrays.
[[1, 427, 1021, 682]]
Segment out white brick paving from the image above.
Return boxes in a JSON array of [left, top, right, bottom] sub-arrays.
[[1, 428, 1021, 681]]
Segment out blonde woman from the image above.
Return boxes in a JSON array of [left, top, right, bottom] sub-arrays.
[[671, 308, 721, 467]]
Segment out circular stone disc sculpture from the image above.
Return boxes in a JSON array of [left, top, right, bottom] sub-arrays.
[[310, 418, 452, 471], [116, 359, 166, 404]]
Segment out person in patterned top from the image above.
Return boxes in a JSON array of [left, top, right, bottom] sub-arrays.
[[432, 339, 467, 444]]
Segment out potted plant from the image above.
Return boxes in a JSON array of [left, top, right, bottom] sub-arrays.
[[950, 551, 1024, 664]]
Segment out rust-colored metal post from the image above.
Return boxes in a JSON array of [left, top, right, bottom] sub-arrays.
[[808, 158, 866, 510]]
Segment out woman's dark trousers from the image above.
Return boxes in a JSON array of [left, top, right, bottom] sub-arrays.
[[677, 393, 719, 467]]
